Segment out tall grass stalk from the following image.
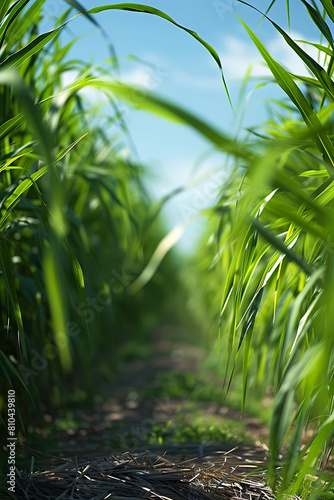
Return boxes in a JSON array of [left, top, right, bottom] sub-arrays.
[[206, 1, 334, 495]]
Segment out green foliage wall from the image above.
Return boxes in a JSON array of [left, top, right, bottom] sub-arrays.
[[0, 0, 190, 428]]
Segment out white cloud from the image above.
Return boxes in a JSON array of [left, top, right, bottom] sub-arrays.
[[61, 70, 78, 88], [121, 66, 162, 89], [222, 35, 270, 80], [172, 70, 223, 91], [120, 54, 170, 90], [130, 30, 327, 93], [220, 32, 326, 81]]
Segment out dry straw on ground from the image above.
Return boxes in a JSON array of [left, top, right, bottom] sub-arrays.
[[13, 445, 280, 500]]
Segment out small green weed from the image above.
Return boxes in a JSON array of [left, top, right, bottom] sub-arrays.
[[144, 371, 224, 403], [107, 405, 249, 450]]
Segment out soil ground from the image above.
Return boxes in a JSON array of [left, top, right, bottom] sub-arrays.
[[19, 325, 269, 467]]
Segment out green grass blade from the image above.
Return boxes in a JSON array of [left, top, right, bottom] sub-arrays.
[[129, 219, 191, 294], [300, 0, 334, 47], [67, 79, 243, 155], [64, 0, 118, 68], [43, 247, 72, 371], [238, 15, 334, 172], [238, 2, 334, 103], [0, 25, 63, 71], [318, 0, 334, 24], [286, 0, 290, 29], [0, 151, 33, 173], [54, 133, 88, 163], [0, 113, 23, 142], [250, 218, 313, 276], [269, 345, 322, 487], [0, 349, 30, 393], [295, 40, 333, 58], [299, 169, 328, 177], [0, 238, 26, 358], [8, 0, 46, 48], [0, 0, 29, 50], [86, 3, 231, 104], [0, 166, 48, 228]]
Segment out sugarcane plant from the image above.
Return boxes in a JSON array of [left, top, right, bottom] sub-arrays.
[[203, 1, 334, 496]]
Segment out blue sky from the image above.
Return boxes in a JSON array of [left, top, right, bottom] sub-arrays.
[[46, 0, 324, 251]]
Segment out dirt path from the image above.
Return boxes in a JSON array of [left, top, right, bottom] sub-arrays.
[[23, 325, 269, 466], [11, 326, 277, 500]]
